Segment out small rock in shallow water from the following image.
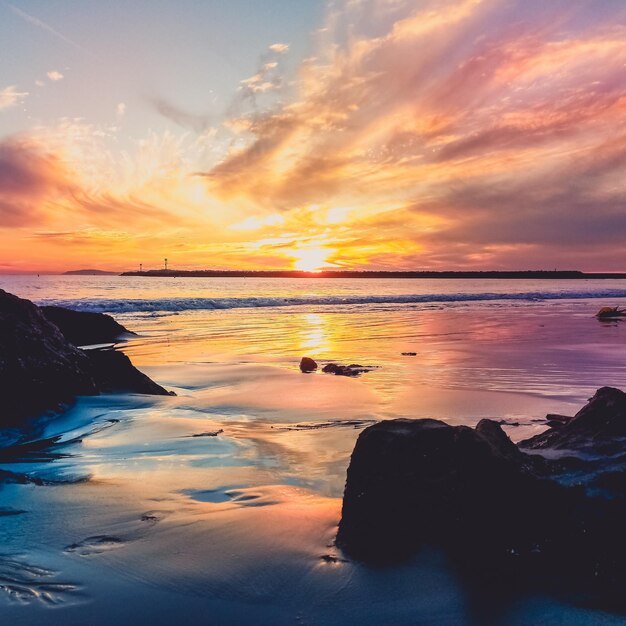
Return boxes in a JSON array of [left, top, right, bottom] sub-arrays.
[[299, 357, 318, 373], [596, 306, 626, 319], [322, 363, 373, 376]]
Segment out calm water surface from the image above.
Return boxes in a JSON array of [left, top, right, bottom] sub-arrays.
[[2, 276, 626, 625]]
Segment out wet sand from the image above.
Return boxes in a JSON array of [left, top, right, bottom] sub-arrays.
[[2, 295, 626, 624]]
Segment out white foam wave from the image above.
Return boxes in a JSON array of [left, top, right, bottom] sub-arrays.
[[35, 289, 626, 314]]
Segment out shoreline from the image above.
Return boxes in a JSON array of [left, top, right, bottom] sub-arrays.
[[120, 270, 626, 279], [3, 281, 626, 624]]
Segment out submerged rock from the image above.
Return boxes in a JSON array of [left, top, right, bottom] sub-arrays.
[[299, 357, 318, 373], [0, 289, 170, 426], [336, 391, 626, 606], [41, 306, 135, 346]]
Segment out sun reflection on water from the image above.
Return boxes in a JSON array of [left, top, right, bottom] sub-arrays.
[[299, 313, 330, 354]]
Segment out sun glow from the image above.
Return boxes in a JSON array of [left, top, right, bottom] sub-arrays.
[[291, 246, 335, 272]]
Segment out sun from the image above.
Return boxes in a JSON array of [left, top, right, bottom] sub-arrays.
[[291, 246, 334, 272]]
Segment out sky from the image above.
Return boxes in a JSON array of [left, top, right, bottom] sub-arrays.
[[1, 0, 626, 273]]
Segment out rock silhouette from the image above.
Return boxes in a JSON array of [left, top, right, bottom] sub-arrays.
[[322, 363, 373, 376], [299, 357, 318, 373], [337, 389, 626, 608], [520, 386, 626, 451], [87, 349, 172, 396], [0, 289, 170, 426], [41, 306, 135, 346]]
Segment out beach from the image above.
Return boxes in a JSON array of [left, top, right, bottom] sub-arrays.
[[2, 275, 626, 625]]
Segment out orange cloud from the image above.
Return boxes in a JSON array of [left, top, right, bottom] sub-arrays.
[[199, 0, 626, 270], [3, 0, 626, 272]]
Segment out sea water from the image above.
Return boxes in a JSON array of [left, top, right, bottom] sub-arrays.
[[2, 275, 626, 625]]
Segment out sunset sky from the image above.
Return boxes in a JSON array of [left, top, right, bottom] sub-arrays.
[[1, 0, 626, 273]]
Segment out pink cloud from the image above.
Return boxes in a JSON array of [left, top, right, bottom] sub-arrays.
[[200, 0, 626, 268], [0, 137, 75, 226]]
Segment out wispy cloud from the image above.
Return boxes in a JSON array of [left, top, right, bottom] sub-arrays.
[[200, 0, 626, 269], [3, 0, 626, 272], [0, 85, 28, 110], [46, 70, 64, 82], [269, 43, 289, 53]]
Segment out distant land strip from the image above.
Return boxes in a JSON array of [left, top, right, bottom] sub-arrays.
[[121, 270, 626, 279]]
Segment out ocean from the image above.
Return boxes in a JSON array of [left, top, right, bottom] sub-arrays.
[[2, 275, 626, 625]]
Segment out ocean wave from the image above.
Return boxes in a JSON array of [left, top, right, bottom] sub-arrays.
[[35, 289, 626, 314]]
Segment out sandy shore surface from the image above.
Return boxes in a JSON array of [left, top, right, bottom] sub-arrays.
[[2, 296, 626, 624]]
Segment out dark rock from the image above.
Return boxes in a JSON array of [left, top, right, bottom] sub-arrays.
[[41, 306, 135, 346], [545, 413, 573, 423], [299, 357, 318, 373], [322, 363, 373, 377], [337, 418, 557, 563], [475, 418, 524, 462], [0, 289, 170, 427], [520, 387, 626, 451], [542, 413, 573, 429], [496, 419, 520, 426], [190, 429, 223, 437], [336, 392, 626, 608], [596, 306, 626, 319], [0, 289, 97, 426], [322, 363, 341, 374], [319, 554, 347, 564], [87, 349, 171, 396], [590, 469, 626, 496]]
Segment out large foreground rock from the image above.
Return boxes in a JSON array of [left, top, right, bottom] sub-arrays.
[[0, 290, 97, 425], [87, 349, 169, 395], [336, 419, 565, 562], [337, 391, 626, 606], [41, 306, 134, 346], [0, 289, 169, 426]]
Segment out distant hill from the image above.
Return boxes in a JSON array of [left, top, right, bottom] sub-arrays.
[[63, 269, 120, 276]]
